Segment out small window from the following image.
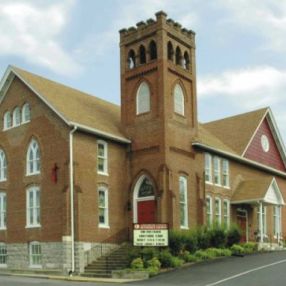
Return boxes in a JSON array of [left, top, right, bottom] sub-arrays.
[[167, 41, 174, 61], [174, 84, 185, 116], [175, 46, 182, 66], [0, 193, 6, 230], [3, 111, 11, 130], [205, 153, 212, 183], [149, 40, 157, 60], [26, 139, 40, 175], [215, 198, 221, 225], [26, 186, 40, 227], [222, 160, 229, 187], [223, 200, 230, 228], [0, 150, 7, 182], [213, 157, 221, 185], [98, 187, 109, 227], [12, 107, 21, 127], [29, 241, 42, 267], [183, 51, 190, 70], [128, 49, 136, 69], [206, 196, 212, 227], [273, 206, 281, 238], [179, 176, 188, 229], [0, 243, 7, 266], [136, 81, 150, 115], [22, 103, 31, 123], [97, 141, 108, 175], [139, 45, 146, 64]]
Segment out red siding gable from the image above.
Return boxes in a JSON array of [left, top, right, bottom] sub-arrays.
[[244, 118, 286, 171]]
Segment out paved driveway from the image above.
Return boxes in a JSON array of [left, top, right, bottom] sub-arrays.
[[1, 251, 286, 286]]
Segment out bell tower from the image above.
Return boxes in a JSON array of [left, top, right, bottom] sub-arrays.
[[120, 11, 199, 227]]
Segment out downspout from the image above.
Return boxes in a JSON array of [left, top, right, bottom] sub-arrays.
[[69, 126, 77, 274]]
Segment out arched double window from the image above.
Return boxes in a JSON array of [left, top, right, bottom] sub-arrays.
[[174, 84, 185, 116], [13, 107, 21, 127], [27, 139, 40, 175], [3, 111, 11, 130], [22, 103, 31, 123], [0, 150, 7, 182], [136, 82, 151, 115]]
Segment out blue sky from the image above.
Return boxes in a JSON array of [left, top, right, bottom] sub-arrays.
[[1, 0, 286, 140]]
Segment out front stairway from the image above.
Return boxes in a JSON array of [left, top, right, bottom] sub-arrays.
[[83, 244, 131, 278]]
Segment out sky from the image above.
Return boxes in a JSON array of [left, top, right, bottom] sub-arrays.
[[1, 0, 286, 140]]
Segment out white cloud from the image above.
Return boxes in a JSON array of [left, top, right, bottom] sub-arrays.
[[198, 66, 286, 108], [0, 0, 82, 76], [218, 0, 286, 52]]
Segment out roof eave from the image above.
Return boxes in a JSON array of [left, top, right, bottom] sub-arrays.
[[193, 142, 286, 178]]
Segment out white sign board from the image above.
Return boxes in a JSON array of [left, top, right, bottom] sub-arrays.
[[133, 223, 169, 247]]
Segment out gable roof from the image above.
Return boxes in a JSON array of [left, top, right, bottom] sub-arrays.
[[0, 66, 130, 143], [202, 108, 268, 155]]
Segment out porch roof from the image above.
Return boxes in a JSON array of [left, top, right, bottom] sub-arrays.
[[231, 177, 285, 205]]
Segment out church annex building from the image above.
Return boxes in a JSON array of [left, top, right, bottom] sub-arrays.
[[0, 11, 285, 274]]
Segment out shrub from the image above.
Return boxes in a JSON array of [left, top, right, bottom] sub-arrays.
[[205, 248, 222, 257], [141, 247, 160, 262], [146, 266, 160, 277], [159, 249, 174, 268], [242, 242, 258, 254], [130, 258, 144, 270], [184, 230, 198, 253], [128, 247, 142, 263], [185, 254, 198, 263], [169, 230, 185, 255], [230, 244, 244, 255], [226, 225, 242, 247], [179, 250, 190, 261], [170, 257, 184, 268], [219, 248, 232, 257], [209, 225, 227, 248], [147, 257, 161, 269], [194, 250, 211, 260], [196, 227, 211, 249]]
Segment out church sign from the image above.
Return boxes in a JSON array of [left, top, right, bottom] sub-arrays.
[[133, 223, 169, 247]]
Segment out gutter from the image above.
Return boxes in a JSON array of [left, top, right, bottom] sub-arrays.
[[192, 142, 286, 178], [69, 126, 77, 274]]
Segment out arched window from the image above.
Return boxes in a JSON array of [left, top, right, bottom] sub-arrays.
[[167, 41, 174, 61], [136, 82, 150, 115], [12, 107, 21, 127], [149, 40, 157, 60], [3, 111, 11, 130], [128, 49, 136, 69], [0, 150, 7, 182], [27, 139, 40, 175], [183, 51, 190, 70], [22, 103, 31, 123], [139, 45, 146, 64], [174, 84, 185, 116], [175, 46, 182, 66]]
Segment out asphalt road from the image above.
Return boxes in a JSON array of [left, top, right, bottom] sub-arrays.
[[1, 251, 286, 286]]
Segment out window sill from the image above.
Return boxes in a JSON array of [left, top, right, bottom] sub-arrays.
[[205, 181, 213, 185], [98, 224, 110, 229], [222, 186, 230, 189], [0, 227, 7, 231], [26, 225, 41, 229], [0, 264, 7, 268], [97, 172, 109, 176], [214, 183, 222, 187], [26, 172, 40, 176], [180, 226, 189, 230]]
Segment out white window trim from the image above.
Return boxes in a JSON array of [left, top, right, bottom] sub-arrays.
[[26, 139, 40, 176], [205, 153, 212, 184], [223, 199, 230, 228], [215, 197, 222, 225], [136, 81, 151, 115], [206, 195, 213, 227], [213, 157, 221, 186], [12, 107, 21, 127], [0, 243, 7, 267], [0, 150, 7, 182], [29, 241, 42, 268], [26, 187, 41, 228], [98, 187, 109, 228], [179, 176, 189, 229], [22, 103, 31, 124], [97, 140, 108, 176], [0, 193, 6, 230], [222, 159, 230, 188], [3, 111, 11, 131], [174, 84, 185, 116]]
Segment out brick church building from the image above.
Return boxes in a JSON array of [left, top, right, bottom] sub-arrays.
[[0, 11, 285, 274]]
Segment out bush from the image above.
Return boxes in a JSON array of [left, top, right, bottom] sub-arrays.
[[209, 225, 227, 248], [226, 225, 242, 247], [205, 248, 222, 257], [194, 250, 211, 260], [219, 248, 232, 257], [242, 242, 258, 254], [230, 244, 244, 255], [128, 247, 141, 263], [184, 230, 198, 253], [196, 227, 211, 249], [141, 247, 160, 262], [130, 258, 144, 270], [147, 257, 161, 269], [170, 257, 184, 268], [185, 254, 198, 263], [169, 230, 185, 255], [159, 249, 174, 268], [146, 266, 160, 277]]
